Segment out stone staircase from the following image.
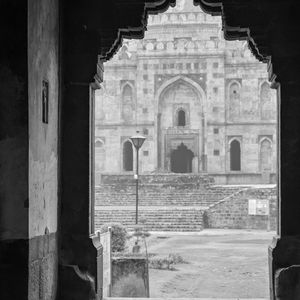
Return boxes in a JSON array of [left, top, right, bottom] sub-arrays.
[[95, 208, 204, 231], [94, 174, 243, 232]]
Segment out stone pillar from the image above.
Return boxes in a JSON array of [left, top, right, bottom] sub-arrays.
[[59, 81, 100, 300], [192, 156, 199, 173], [58, 15, 103, 298], [157, 113, 162, 170], [269, 81, 300, 299]]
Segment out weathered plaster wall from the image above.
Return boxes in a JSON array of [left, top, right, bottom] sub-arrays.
[[28, 0, 59, 298]]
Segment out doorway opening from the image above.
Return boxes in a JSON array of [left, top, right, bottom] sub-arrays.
[[171, 143, 194, 173], [93, 0, 278, 298]]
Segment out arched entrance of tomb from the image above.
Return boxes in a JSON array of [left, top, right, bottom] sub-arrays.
[[171, 143, 194, 173], [156, 77, 206, 172]]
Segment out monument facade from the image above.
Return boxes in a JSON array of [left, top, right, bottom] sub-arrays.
[[95, 0, 277, 184]]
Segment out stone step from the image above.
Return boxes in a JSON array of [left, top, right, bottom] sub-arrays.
[[103, 297, 267, 300], [95, 209, 203, 231], [94, 174, 245, 231]]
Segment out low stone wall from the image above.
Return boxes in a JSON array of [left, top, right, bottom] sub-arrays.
[[204, 187, 277, 230], [100, 173, 214, 187], [212, 172, 277, 185], [111, 254, 149, 297]]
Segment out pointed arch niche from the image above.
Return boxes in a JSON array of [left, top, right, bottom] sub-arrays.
[[260, 81, 276, 120], [121, 83, 135, 123], [229, 139, 241, 171], [176, 107, 187, 126], [123, 140, 133, 171], [95, 139, 105, 171], [228, 81, 241, 121], [260, 138, 272, 172]]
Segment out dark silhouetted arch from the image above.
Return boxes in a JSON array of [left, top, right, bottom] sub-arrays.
[[177, 109, 186, 126], [230, 140, 241, 171], [123, 140, 133, 171], [171, 143, 194, 173]]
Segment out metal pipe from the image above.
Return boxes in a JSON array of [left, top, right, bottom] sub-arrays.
[[135, 149, 139, 224]]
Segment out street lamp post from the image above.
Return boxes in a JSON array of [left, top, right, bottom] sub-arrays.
[[130, 132, 146, 225]]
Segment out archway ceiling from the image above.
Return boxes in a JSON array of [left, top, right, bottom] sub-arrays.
[[66, 0, 299, 85]]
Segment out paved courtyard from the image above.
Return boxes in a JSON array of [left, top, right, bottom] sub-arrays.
[[147, 229, 275, 299]]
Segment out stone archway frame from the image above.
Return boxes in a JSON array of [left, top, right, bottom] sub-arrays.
[[61, 0, 284, 299], [154, 76, 206, 171], [174, 105, 189, 127], [155, 75, 206, 115]]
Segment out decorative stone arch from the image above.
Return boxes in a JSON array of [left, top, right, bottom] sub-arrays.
[[259, 137, 273, 172], [258, 80, 270, 103], [227, 79, 242, 93], [94, 138, 105, 184], [155, 76, 206, 171], [120, 80, 135, 93], [227, 80, 242, 121], [175, 106, 188, 127], [155, 75, 206, 114], [120, 82, 135, 122], [259, 81, 274, 120]]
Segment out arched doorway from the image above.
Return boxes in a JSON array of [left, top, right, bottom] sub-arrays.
[[171, 143, 194, 173], [157, 78, 204, 170], [123, 140, 133, 171], [230, 140, 241, 171]]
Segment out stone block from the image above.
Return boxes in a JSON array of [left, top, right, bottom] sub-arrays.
[[111, 255, 149, 297]]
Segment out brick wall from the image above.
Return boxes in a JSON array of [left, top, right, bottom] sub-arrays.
[[204, 187, 277, 230]]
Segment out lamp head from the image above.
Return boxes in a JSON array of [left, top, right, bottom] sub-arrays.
[[130, 132, 146, 150]]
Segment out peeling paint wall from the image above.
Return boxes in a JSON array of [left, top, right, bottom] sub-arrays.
[[28, 0, 59, 298]]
